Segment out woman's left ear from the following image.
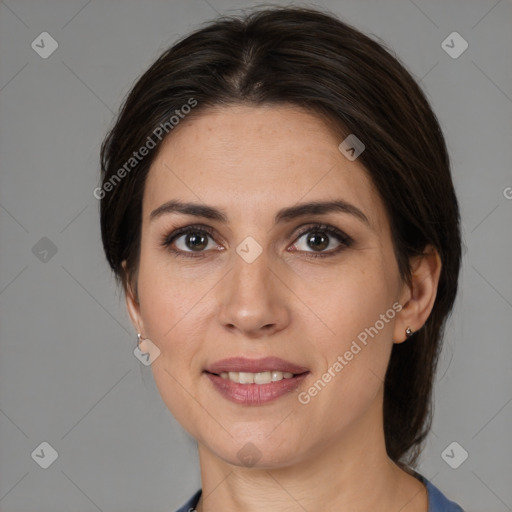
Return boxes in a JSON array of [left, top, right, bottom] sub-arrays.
[[393, 244, 442, 344], [121, 260, 144, 336]]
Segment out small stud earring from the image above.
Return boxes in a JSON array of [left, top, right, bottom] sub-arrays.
[[405, 327, 413, 338]]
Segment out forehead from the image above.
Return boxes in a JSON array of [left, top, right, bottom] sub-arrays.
[[143, 105, 386, 232]]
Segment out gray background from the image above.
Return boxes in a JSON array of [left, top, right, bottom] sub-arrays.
[[0, 0, 511, 510]]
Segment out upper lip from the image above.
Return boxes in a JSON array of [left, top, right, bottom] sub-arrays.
[[205, 357, 309, 375]]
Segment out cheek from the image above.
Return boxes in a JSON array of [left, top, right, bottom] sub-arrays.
[[300, 302, 395, 442], [292, 253, 397, 347], [136, 241, 214, 340], [136, 272, 207, 431], [297, 258, 397, 407], [137, 273, 206, 366], [135, 245, 225, 416]]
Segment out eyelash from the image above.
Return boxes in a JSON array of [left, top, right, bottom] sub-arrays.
[[160, 223, 354, 259]]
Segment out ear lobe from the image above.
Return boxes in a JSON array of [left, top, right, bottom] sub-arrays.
[[122, 260, 144, 335], [393, 245, 442, 344]]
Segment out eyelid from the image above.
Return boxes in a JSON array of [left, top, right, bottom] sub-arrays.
[[161, 222, 353, 257], [292, 222, 353, 245], [160, 223, 220, 250], [289, 223, 354, 258]]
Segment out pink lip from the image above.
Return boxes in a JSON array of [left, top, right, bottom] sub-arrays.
[[205, 356, 309, 375], [205, 373, 309, 405], [204, 357, 310, 406]]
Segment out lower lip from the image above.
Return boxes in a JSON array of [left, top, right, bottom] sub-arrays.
[[205, 372, 309, 405]]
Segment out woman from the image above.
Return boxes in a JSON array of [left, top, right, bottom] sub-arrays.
[[99, 6, 464, 511]]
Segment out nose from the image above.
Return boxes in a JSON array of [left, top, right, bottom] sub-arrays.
[[217, 248, 291, 339]]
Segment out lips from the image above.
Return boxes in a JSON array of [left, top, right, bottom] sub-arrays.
[[205, 356, 309, 375], [204, 357, 310, 405]]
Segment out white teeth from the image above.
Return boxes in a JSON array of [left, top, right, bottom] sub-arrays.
[[271, 370, 283, 382], [219, 370, 296, 384], [254, 371, 271, 384], [239, 372, 254, 384]]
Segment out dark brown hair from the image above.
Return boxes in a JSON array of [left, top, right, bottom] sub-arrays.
[[99, 6, 462, 467]]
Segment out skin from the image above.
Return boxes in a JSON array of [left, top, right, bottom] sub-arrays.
[[124, 105, 442, 512]]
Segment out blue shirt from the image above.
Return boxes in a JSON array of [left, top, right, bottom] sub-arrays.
[[174, 475, 464, 511]]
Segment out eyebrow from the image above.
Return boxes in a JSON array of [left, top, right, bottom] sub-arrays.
[[150, 199, 370, 227]]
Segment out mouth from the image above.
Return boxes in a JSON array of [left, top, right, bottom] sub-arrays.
[[205, 356, 309, 375], [211, 370, 300, 384], [204, 357, 310, 405]]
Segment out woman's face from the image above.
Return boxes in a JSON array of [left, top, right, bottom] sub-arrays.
[[127, 105, 414, 468]]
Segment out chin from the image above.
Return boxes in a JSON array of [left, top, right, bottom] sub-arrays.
[[206, 433, 305, 470]]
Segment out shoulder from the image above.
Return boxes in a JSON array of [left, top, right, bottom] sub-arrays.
[[174, 489, 201, 512], [421, 477, 465, 512]]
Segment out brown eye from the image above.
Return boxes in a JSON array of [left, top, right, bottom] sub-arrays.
[[161, 225, 218, 257], [304, 231, 330, 251], [291, 224, 353, 258], [181, 232, 210, 251]]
